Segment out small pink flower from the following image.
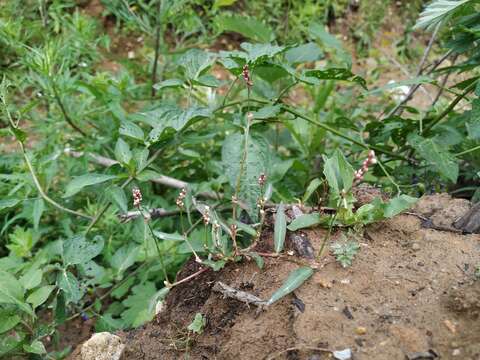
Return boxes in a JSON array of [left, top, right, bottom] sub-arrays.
[[132, 187, 142, 208], [242, 64, 253, 87], [354, 150, 377, 185]]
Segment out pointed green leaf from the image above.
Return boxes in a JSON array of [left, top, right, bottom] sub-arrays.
[[32, 198, 44, 229], [384, 195, 418, 218], [267, 267, 313, 306], [26, 285, 55, 309], [120, 121, 144, 142], [323, 150, 355, 197], [63, 234, 104, 265], [274, 203, 286, 253], [115, 138, 132, 165], [63, 173, 117, 197]]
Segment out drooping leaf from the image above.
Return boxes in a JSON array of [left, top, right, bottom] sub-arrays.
[[415, 0, 472, 30], [178, 49, 216, 82], [32, 198, 44, 229], [302, 178, 323, 203], [323, 150, 355, 198], [408, 134, 459, 182], [26, 285, 55, 309], [252, 105, 281, 120], [0, 198, 20, 212], [63, 173, 117, 198], [63, 234, 104, 265], [287, 213, 328, 231], [153, 231, 185, 242], [274, 204, 287, 253], [267, 267, 314, 306], [384, 195, 418, 218], [153, 78, 184, 90], [215, 15, 274, 43], [23, 340, 46, 354], [222, 133, 271, 221], [240, 42, 286, 64]]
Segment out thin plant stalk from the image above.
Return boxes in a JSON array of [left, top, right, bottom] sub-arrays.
[[151, 0, 163, 97]]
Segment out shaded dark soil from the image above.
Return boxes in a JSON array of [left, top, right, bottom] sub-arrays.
[[87, 194, 480, 360]]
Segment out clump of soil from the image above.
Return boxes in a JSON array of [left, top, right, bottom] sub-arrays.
[[74, 195, 480, 359]]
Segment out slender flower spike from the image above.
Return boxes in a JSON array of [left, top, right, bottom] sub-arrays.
[[354, 150, 377, 185], [242, 64, 253, 87], [176, 187, 187, 209], [132, 187, 142, 208], [203, 206, 211, 225]]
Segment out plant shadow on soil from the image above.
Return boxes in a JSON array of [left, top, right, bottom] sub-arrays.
[[71, 195, 480, 360]]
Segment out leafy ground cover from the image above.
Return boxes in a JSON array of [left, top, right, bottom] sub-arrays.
[[0, 0, 479, 358]]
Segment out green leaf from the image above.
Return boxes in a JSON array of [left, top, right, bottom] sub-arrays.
[[303, 178, 323, 204], [153, 78, 184, 90], [384, 195, 418, 218], [23, 340, 46, 354], [215, 15, 274, 43], [274, 204, 287, 253], [222, 133, 271, 221], [115, 138, 132, 165], [0, 309, 21, 333], [252, 105, 281, 120], [248, 252, 264, 269], [0, 270, 24, 304], [0, 198, 20, 212], [285, 43, 323, 64], [19, 267, 42, 290], [408, 134, 459, 182], [187, 313, 205, 334], [213, 0, 237, 8], [323, 150, 355, 197], [178, 49, 216, 81], [120, 121, 144, 142], [153, 231, 185, 242], [63, 234, 104, 265], [240, 42, 286, 64], [267, 267, 313, 306], [304, 68, 367, 89], [111, 244, 139, 275], [121, 281, 157, 327], [107, 186, 128, 213], [235, 221, 257, 236], [63, 173, 117, 198], [7, 227, 35, 258], [415, 0, 472, 30], [309, 22, 344, 50], [32, 198, 44, 229], [0, 331, 26, 356], [288, 213, 327, 231], [26, 285, 55, 309], [57, 270, 83, 304], [203, 259, 226, 271]]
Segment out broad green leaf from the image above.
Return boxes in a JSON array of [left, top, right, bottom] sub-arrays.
[[19, 267, 42, 290], [384, 195, 418, 218], [153, 231, 185, 242], [147, 106, 211, 145], [274, 204, 286, 253], [288, 213, 327, 231], [267, 267, 314, 306], [120, 121, 144, 142], [63, 173, 117, 198], [305, 68, 367, 89], [248, 252, 264, 269], [408, 134, 459, 182], [26, 285, 55, 309], [0, 198, 20, 212], [7, 227, 35, 258], [121, 281, 157, 327], [323, 150, 355, 197], [222, 133, 271, 221], [115, 138, 132, 165], [303, 178, 323, 203], [240, 42, 286, 64], [309, 22, 344, 50], [23, 340, 46, 354], [213, 0, 237, 8], [285, 43, 323, 64], [111, 244, 139, 275], [188, 313, 205, 334], [215, 15, 274, 43], [203, 259, 227, 271], [415, 0, 472, 30], [32, 198, 44, 229], [0, 309, 21, 333], [57, 270, 83, 304], [178, 49, 216, 81], [0, 270, 24, 304], [107, 186, 128, 213], [252, 105, 281, 120], [63, 234, 104, 265], [235, 221, 257, 236]]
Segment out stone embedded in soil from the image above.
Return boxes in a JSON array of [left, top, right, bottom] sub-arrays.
[[81, 332, 125, 360]]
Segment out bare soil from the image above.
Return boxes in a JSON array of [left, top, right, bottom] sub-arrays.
[[85, 194, 480, 360]]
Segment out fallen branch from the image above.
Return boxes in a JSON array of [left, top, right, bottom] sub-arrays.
[[212, 281, 266, 307]]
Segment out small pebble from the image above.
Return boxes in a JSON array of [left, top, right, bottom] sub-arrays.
[[452, 349, 461, 356], [355, 326, 367, 335], [411, 243, 421, 251]]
